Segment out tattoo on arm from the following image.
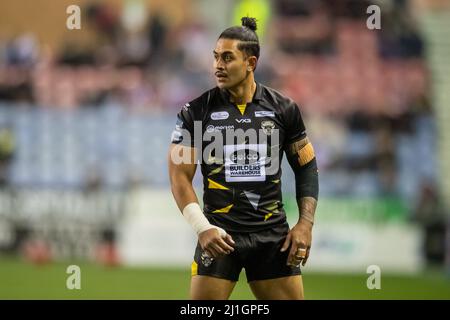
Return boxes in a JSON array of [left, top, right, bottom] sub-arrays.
[[287, 136, 319, 224], [297, 196, 317, 225]]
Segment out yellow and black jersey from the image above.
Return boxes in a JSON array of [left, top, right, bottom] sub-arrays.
[[171, 82, 307, 232]]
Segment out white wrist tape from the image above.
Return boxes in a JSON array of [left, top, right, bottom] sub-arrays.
[[182, 203, 226, 237]]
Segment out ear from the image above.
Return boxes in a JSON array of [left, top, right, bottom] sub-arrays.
[[247, 56, 257, 72]]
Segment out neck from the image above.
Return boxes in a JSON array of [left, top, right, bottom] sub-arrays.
[[227, 74, 256, 105]]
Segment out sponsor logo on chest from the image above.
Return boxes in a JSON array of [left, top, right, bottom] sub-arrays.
[[211, 111, 229, 120], [255, 111, 275, 117], [206, 124, 235, 133], [224, 144, 267, 182]]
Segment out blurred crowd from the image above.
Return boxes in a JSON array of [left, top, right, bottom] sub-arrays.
[[0, 0, 427, 112], [0, 4, 209, 112], [0, 0, 439, 207]]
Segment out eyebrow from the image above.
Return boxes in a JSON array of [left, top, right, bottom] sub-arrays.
[[213, 50, 234, 55]]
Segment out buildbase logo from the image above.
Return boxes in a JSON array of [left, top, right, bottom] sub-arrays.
[[225, 144, 266, 182], [170, 121, 280, 176], [229, 150, 260, 165]]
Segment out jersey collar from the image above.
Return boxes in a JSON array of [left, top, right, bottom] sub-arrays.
[[219, 82, 264, 104]]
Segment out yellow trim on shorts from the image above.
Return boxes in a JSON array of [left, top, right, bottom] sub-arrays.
[[191, 261, 198, 276]]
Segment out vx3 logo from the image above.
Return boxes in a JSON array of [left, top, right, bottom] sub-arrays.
[[236, 118, 251, 124]]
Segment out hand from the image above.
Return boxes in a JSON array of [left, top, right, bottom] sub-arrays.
[[198, 227, 235, 259], [280, 219, 313, 267]]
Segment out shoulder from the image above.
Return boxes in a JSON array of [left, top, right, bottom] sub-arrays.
[[185, 87, 221, 111], [177, 87, 220, 123], [261, 84, 298, 109], [260, 84, 301, 115]]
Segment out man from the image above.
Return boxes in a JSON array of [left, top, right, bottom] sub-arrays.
[[168, 17, 318, 300]]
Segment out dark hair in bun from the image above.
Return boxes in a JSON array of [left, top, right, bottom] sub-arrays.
[[218, 16, 260, 61], [241, 17, 257, 31]]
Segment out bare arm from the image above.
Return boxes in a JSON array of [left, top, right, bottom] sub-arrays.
[[168, 144, 234, 258], [281, 137, 319, 266], [288, 137, 318, 225], [168, 144, 199, 211]]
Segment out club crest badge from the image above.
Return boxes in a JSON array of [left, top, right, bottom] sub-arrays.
[[261, 120, 275, 135], [201, 252, 214, 267]]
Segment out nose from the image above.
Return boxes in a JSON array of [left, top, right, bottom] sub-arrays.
[[215, 58, 225, 70]]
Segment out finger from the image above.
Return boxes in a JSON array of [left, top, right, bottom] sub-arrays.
[[287, 239, 300, 265], [296, 246, 307, 258], [290, 240, 308, 266], [280, 233, 292, 252], [291, 257, 303, 267], [291, 244, 306, 267], [302, 247, 311, 266], [295, 247, 307, 264], [224, 234, 235, 246], [301, 257, 307, 266], [292, 252, 306, 267], [206, 245, 219, 259], [291, 253, 302, 263], [212, 244, 226, 257], [217, 238, 234, 253], [288, 259, 302, 268], [211, 242, 227, 256], [204, 249, 214, 259]]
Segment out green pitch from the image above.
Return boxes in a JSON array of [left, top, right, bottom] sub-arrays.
[[1, 257, 449, 299]]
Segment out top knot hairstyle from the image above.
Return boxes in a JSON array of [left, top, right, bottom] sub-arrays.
[[218, 17, 260, 61], [241, 16, 257, 31]]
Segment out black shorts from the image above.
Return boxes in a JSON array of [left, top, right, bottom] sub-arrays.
[[191, 222, 301, 282]]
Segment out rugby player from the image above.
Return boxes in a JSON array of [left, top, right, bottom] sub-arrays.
[[168, 17, 318, 300]]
